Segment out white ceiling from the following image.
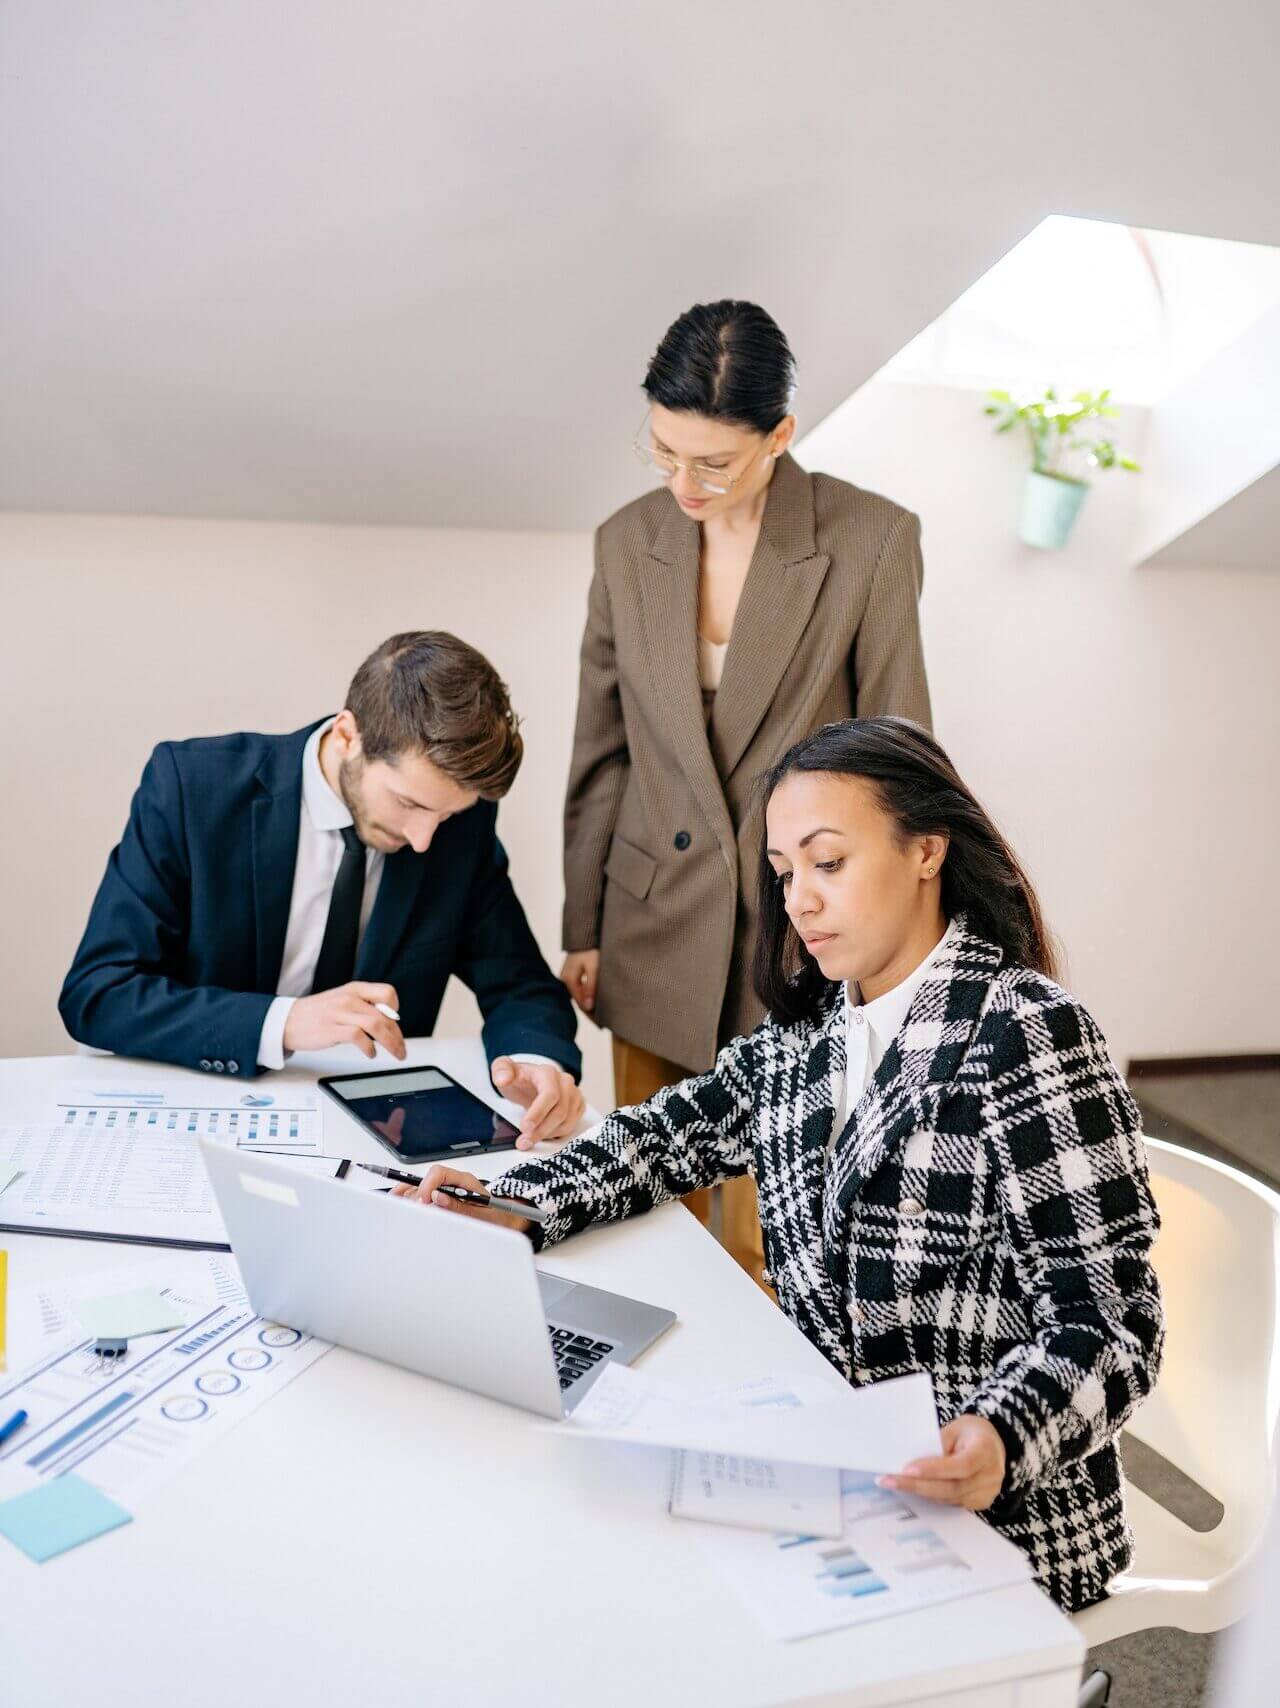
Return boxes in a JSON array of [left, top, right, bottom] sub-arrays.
[[3, 1, 1280, 531]]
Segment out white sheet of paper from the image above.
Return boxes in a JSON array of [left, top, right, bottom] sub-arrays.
[[0, 1125, 353, 1248], [0, 1123, 231, 1246], [0, 1252, 330, 1516], [53, 1082, 322, 1153], [669, 1451, 844, 1537], [696, 1469, 1032, 1641], [559, 1362, 942, 1473]]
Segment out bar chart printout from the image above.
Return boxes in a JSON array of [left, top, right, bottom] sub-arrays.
[[0, 1254, 330, 1512], [695, 1471, 1032, 1640], [54, 1091, 321, 1152]]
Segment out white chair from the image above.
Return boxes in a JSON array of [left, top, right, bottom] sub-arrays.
[[1075, 1135, 1280, 1649]]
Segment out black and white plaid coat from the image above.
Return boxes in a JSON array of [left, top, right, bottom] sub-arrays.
[[494, 915, 1164, 1611]]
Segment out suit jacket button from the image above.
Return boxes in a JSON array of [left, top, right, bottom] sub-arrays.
[[226, 1060, 239, 1074], [673, 830, 691, 851], [901, 1197, 925, 1218], [199, 1059, 212, 1071], [213, 1060, 225, 1072]]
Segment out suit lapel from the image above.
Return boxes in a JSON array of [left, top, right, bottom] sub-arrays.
[[250, 727, 315, 990], [638, 509, 735, 867], [825, 919, 1003, 1224], [710, 454, 831, 783], [356, 848, 424, 978], [761, 994, 852, 1366]]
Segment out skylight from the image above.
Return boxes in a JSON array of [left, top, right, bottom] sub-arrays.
[[880, 215, 1280, 404]]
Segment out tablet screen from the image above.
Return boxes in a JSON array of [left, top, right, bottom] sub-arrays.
[[322, 1067, 520, 1162]]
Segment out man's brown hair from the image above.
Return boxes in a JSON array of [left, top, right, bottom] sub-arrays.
[[345, 631, 523, 799]]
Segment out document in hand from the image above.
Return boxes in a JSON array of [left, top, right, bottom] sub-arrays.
[[558, 1362, 942, 1473]]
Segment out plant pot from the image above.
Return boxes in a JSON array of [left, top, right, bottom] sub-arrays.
[[1019, 470, 1088, 549]]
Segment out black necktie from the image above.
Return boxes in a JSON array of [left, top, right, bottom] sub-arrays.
[[311, 826, 366, 993]]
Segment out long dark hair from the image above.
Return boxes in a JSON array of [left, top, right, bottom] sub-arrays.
[[753, 717, 1060, 1023], [643, 300, 795, 434]]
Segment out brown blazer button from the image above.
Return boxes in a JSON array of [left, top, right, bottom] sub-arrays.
[[673, 830, 691, 850]]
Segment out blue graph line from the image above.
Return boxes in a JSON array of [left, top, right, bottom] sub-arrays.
[[27, 1390, 136, 1468]]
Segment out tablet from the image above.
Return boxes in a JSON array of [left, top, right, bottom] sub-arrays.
[[318, 1065, 521, 1163]]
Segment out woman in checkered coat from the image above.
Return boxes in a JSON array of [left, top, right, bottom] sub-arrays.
[[406, 717, 1165, 1612]]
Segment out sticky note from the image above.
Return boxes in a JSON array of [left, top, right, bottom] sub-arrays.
[[0, 1473, 132, 1562], [73, 1287, 187, 1340]]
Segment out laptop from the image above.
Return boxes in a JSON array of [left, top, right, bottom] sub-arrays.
[[198, 1140, 676, 1418]]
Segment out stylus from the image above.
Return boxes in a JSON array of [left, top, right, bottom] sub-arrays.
[[374, 1002, 400, 1022]]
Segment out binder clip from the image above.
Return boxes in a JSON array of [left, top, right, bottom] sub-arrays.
[[92, 1336, 129, 1365]]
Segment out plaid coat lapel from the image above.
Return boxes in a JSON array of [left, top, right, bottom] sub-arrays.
[[755, 992, 853, 1374], [821, 918, 1004, 1269]]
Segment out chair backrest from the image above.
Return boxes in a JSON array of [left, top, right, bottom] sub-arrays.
[[1131, 1137, 1280, 1557]]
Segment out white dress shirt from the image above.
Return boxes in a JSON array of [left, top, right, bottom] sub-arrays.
[[829, 918, 959, 1146], [256, 720, 556, 1077], [257, 720, 385, 1069]]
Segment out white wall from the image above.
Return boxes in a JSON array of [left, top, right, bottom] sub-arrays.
[[801, 380, 1280, 1061], [3, 400, 1277, 1098], [0, 516, 615, 1107]]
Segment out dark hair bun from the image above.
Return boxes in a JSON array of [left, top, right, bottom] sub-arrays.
[[643, 300, 795, 434]]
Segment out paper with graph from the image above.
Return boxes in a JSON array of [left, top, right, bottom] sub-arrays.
[[0, 1252, 329, 1515], [52, 1083, 322, 1151], [696, 1469, 1032, 1640]]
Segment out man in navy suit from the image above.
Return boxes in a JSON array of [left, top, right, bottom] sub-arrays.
[[60, 631, 586, 1144]]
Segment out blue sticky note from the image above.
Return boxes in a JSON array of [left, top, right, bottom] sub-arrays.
[[0, 1473, 132, 1562]]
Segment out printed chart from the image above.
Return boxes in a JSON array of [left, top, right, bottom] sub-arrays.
[[0, 1254, 330, 1512], [54, 1089, 321, 1152], [697, 1470, 1031, 1640]]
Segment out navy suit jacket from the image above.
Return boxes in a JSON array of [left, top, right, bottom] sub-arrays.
[[59, 723, 581, 1083]]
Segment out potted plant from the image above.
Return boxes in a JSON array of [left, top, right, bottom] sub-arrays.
[[983, 387, 1141, 549]]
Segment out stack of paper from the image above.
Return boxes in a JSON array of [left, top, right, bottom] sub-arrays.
[[553, 1362, 1031, 1640]]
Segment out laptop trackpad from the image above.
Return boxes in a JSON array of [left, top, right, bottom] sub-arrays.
[[536, 1270, 576, 1312]]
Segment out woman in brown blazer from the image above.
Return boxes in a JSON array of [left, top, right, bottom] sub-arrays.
[[559, 300, 931, 1277]]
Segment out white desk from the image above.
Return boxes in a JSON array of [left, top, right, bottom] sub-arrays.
[[1, 1044, 1084, 1707]]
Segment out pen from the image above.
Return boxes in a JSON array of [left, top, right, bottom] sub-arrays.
[[374, 1002, 400, 1022], [0, 1407, 29, 1447], [434, 1184, 549, 1226], [355, 1160, 422, 1187]]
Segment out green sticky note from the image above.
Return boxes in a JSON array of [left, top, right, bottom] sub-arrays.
[[0, 1474, 132, 1562], [73, 1287, 186, 1340]]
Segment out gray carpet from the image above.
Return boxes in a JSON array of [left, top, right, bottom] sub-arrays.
[[1135, 1070, 1280, 1192]]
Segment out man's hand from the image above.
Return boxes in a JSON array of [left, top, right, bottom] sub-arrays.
[[491, 1057, 585, 1148], [559, 950, 600, 1017], [879, 1414, 1007, 1511], [282, 982, 406, 1060]]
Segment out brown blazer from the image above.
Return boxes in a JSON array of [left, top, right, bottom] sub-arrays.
[[563, 452, 931, 1072]]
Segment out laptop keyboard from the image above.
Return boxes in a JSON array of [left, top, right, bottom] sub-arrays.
[[548, 1324, 616, 1391]]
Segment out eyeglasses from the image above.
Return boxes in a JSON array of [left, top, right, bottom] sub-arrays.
[[631, 416, 768, 496]]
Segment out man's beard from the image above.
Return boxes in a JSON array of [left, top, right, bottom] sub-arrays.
[[336, 753, 372, 843]]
